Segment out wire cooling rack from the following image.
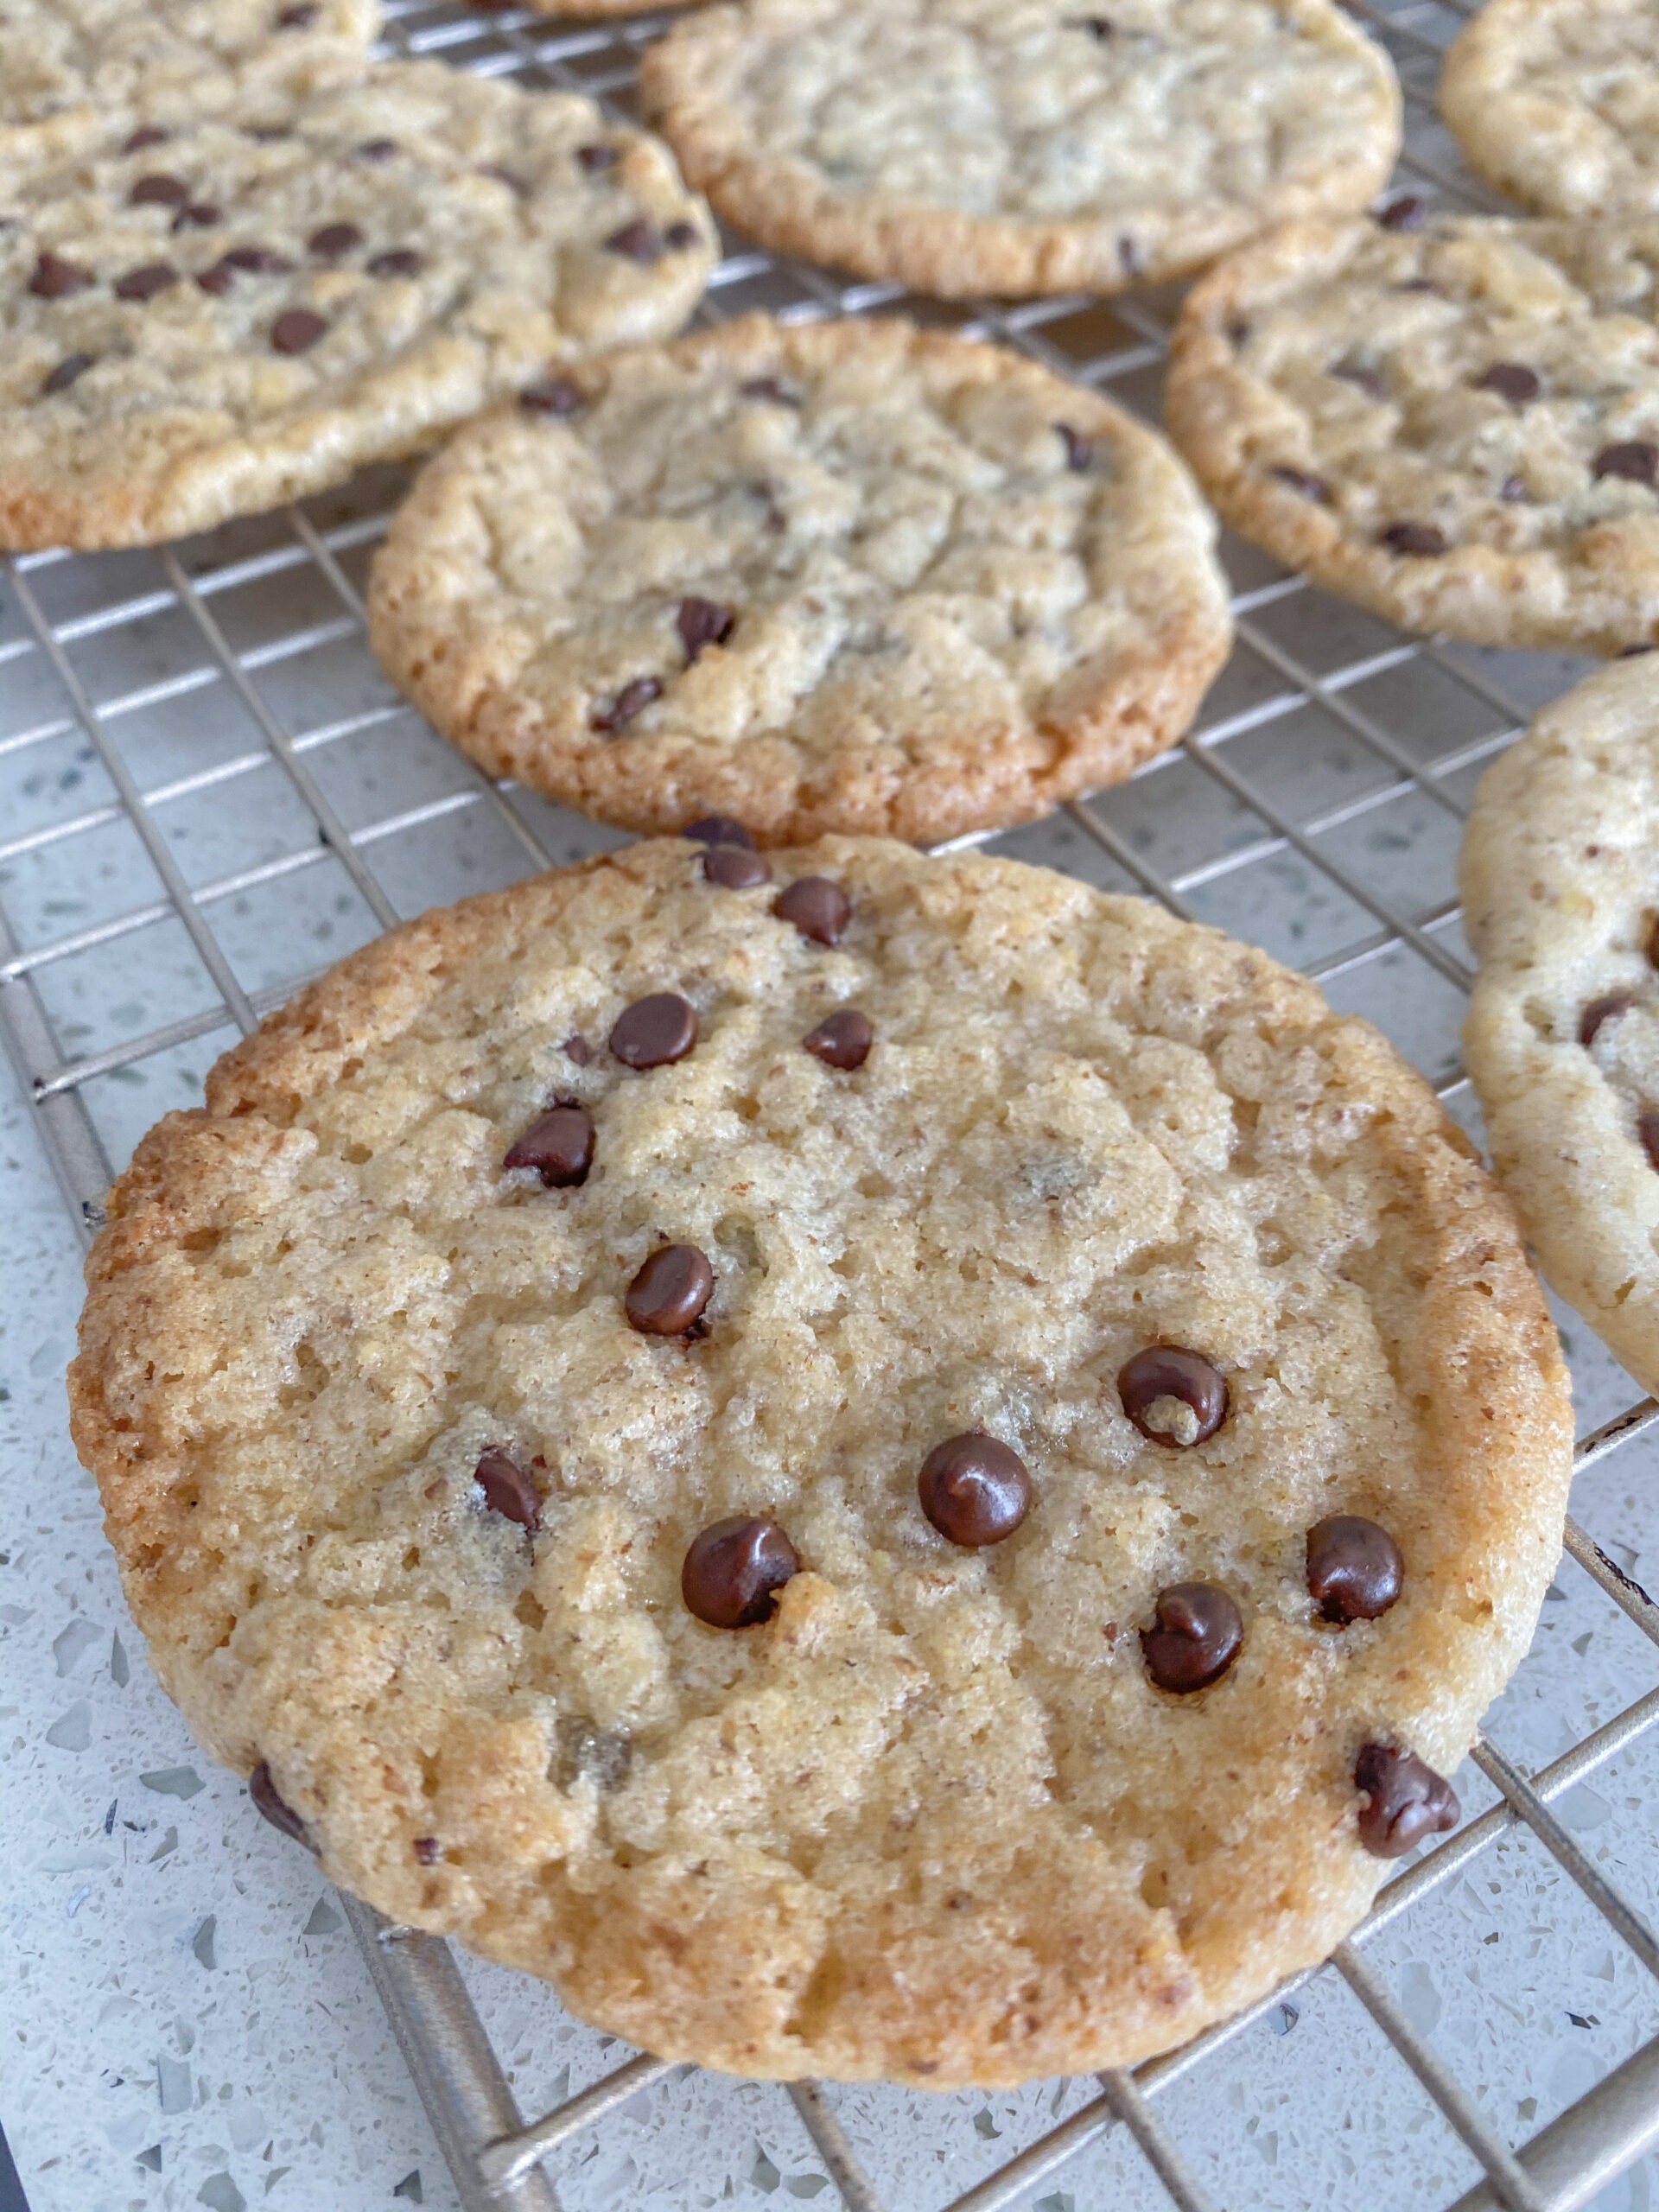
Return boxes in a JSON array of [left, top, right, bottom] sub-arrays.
[[8, 1, 1659, 2207]]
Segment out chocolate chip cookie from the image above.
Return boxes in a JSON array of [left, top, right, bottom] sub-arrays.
[[1464, 656, 1659, 1393], [69, 834, 1572, 2086], [365, 313, 1231, 845], [0, 61, 715, 549], [1166, 211, 1659, 652], [639, 0, 1401, 301]]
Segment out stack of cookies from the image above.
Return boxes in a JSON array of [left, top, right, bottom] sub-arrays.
[[54, 0, 1601, 2101]]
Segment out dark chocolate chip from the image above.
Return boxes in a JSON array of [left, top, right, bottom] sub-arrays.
[[503, 1104, 595, 1187], [1332, 359, 1385, 400], [250, 1761, 315, 1849], [123, 125, 169, 153], [605, 217, 660, 262], [591, 675, 662, 733], [918, 1433, 1032, 1548], [775, 876, 850, 946], [130, 172, 189, 207], [1473, 361, 1541, 405], [682, 1515, 798, 1628], [1084, 15, 1114, 35], [740, 376, 799, 405], [1117, 1344, 1228, 1446], [367, 248, 423, 277], [1056, 423, 1091, 472], [114, 261, 178, 302], [357, 137, 399, 162], [276, 2, 319, 23], [1353, 1742, 1459, 1857], [1376, 194, 1427, 230], [677, 595, 734, 660], [556, 1715, 631, 1789], [271, 308, 327, 353], [172, 201, 219, 231], [1380, 521, 1448, 556], [1306, 1515, 1403, 1624], [413, 1835, 441, 1864], [1580, 990, 1634, 1046], [626, 1243, 715, 1334], [1640, 1109, 1659, 1171], [1269, 464, 1330, 502], [803, 1007, 873, 1069], [520, 374, 585, 416], [1500, 474, 1529, 502], [1141, 1583, 1243, 1694], [610, 991, 697, 1069], [474, 1446, 543, 1531], [226, 244, 294, 272], [564, 1032, 593, 1065], [684, 814, 755, 848], [42, 352, 95, 394], [29, 251, 93, 297], [1594, 441, 1659, 487], [308, 221, 362, 260], [703, 844, 771, 889], [197, 260, 236, 296], [577, 143, 619, 172]]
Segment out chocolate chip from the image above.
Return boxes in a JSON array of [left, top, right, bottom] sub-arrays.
[[413, 1835, 441, 1864], [276, 2, 318, 23], [1594, 441, 1659, 486], [1056, 423, 1091, 472], [308, 221, 362, 260], [610, 992, 697, 1069], [250, 1761, 315, 1849], [1397, 276, 1440, 294], [626, 1243, 715, 1334], [1640, 1109, 1659, 1171], [703, 845, 771, 889], [1084, 15, 1114, 35], [271, 309, 327, 353], [42, 353, 94, 394], [172, 201, 219, 230], [591, 676, 661, 734], [564, 1033, 593, 1065], [226, 245, 294, 273], [1306, 1515, 1402, 1624], [197, 261, 236, 296], [129, 172, 189, 207], [775, 877, 850, 946], [1227, 317, 1250, 346], [1117, 1345, 1228, 1446], [1380, 521, 1448, 556], [740, 376, 799, 405], [1474, 361, 1541, 405], [682, 1515, 798, 1627], [1141, 1583, 1243, 1694], [577, 143, 619, 172], [677, 596, 734, 660], [114, 261, 177, 302], [357, 137, 398, 162], [802, 1007, 873, 1070], [503, 1104, 595, 1187], [123, 125, 169, 152], [918, 1433, 1031, 1548], [367, 248, 423, 277], [29, 251, 93, 297], [520, 374, 585, 416], [684, 814, 755, 848], [556, 1714, 632, 1789], [1332, 359, 1385, 400], [474, 1446, 542, 1532], [1353, 1742, 1459, 1858], [605, 217, 660, 262], [1580, 990, 1634, 1046], [1500, 475, 1529, 502], [664, 221, 700, 251], [1376, 194, 1427, 230], [1269, 464, 1330, 502]]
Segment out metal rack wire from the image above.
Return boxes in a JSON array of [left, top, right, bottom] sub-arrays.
[[7, 0, 1659, 2205]]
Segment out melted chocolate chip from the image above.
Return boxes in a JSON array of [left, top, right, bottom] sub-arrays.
[[591, 676, 661, 733], [357, 137, 398, 162], [1594, 442, 1659, 487], [250, 1761, 315, 1849], [803, 1007, 874, 1070], [1141, 1583, 1243, 1694], [413, 1835, 441, 1863], [367, 248, 423, 278], [123, 125, 169, 153], [1056, 423, 1091, 472], [741, 375, 799, 405], [626, 1243, 715, 1334], [664, 221, 701, 251], [775, 876, 850, 946], [308, 221, 362, 260], [42, 353, 94, 394], [703, 845, 771, 889], [1270, 464, 1330, 502], [1640, 1109, 1659, 1171], [276, 2, 318, 23], [605, 217, 660, 262], [271, 308, 327, 354], [677, 596, 734, 660], [684, 814, 755, 848], [1353, 1742, 1459, 1857], [29, 251, 93, 298], [682, 1515, 798, 1627], [577, 143, 619, 172], [1376, 194, 1427, 230], [1306, 1515, 1402, 1624], [114, 261, 178, 302], [1581, 989, 1635, 1046], [1117, 1345, 1228, 1446], [610, 992, 697, 1069], [130, 172, 189, 207], [1474, 361, 1541, 405], [520, 374, 585, 416], [503, 1104, 595, 1186], [1380, 521, 1448, 556], [172, 201, 219, 230], [565, 1032, 593, 1065], [474, 1446, 542, 1531], [918, 1433, 1031, 1547]]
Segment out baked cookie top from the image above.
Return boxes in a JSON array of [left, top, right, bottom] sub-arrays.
[[0, 62, 715, 550], [1464, 657, 1659, 1395], [639, 0, 1401, 301], [0, 0, 375, 170], [1166, 211, 1659, 653], [366, 314, 1231, 846], [1443, 0, 1659, 222], [69, 835, 1572, 2088]]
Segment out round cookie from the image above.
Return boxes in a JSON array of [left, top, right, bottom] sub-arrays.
[[68, 834, 1573, 2088], [1442, 0, 1659, 223], [365, 314, 1232, 845], [638, 0, 1401, 302], [1463, 657, 1659, 1395], [0, 0, 376, 171], [1166, 211, 1659, 653], [0, 61, 715, 550]]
